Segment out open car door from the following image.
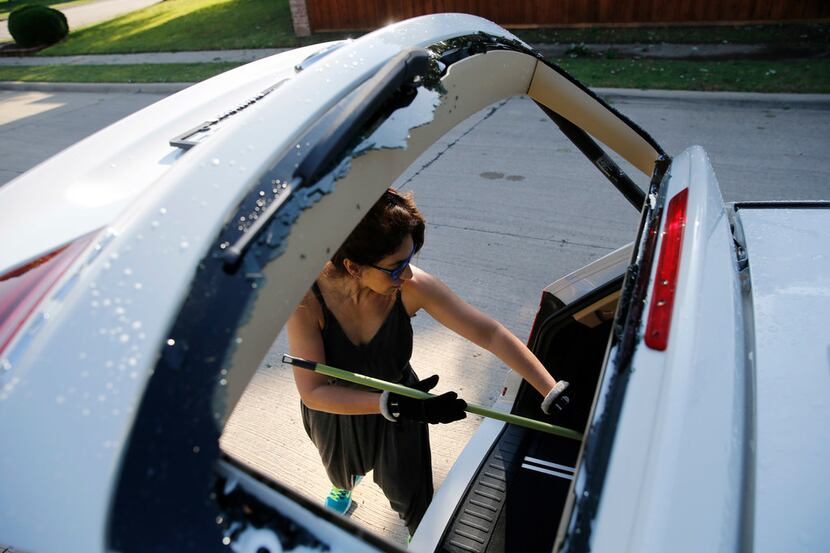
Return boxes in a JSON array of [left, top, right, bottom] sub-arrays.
[[104, 14, 668, 553]]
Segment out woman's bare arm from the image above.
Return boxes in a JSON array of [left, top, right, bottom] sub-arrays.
[[404, 265, 558, 397], [286, 290, 382, 414]]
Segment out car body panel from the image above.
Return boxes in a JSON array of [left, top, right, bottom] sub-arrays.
[[544, 243, 631, 306], [737, 207, 830, 553], [0, 43, 325, 274], [583, 146, 748, 553]]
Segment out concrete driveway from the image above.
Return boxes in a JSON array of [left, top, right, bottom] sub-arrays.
[[1, 87, 829, 547]]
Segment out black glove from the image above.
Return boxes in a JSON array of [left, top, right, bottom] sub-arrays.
[[380, 375, 467, 424], [541, 380, 571, 414]]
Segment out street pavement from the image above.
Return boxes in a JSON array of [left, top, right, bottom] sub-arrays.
[[1, 0, 161, 43], [1, 85, 828, 547]]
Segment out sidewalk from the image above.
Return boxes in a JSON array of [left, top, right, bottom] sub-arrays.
[[0, 48, 290, 65], [0, 42, 795, 66], [1, 0, 161, 43]]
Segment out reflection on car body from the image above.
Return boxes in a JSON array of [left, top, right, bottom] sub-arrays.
[[1, 12, 828, 553]]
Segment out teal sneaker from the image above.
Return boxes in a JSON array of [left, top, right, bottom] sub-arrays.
[[324, 475, 363, 514]]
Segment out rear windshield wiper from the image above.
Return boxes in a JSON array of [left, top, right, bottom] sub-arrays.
[[223, 48, 430, 268]]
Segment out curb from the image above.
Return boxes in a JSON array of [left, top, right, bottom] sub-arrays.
[[593, 87, 830, 107], [2, 80, 829, 107]]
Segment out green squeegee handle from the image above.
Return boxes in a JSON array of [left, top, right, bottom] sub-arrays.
[[282, 354, 583, 441]]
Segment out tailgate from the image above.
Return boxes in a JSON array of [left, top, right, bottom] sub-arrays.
[[735, 204, 830, 553]]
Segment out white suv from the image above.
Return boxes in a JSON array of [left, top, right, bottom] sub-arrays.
[[1, 13, 828, 553]]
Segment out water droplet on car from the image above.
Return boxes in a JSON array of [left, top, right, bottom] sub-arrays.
[[151, 221, 160, 229], [167, 339, 175, 346], [55, 395, 65, 405], [211, 158, 221, 166], [134, 283, 143, 290], [131, 321, 142, 330], [180, 241, 189, 250], [119, 334, 130, 343]]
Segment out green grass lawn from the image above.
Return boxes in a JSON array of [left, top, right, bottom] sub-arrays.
[[513, 22, 830, 47], [0, 0, 95, 19], [39, 0, 828, 56], [39, 0, 336, 55], [0, 62, 241, 82], [2, 59, 827, 93], [554, 58, 830, 93]]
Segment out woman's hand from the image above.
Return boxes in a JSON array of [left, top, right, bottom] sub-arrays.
[[380, 375, 467, 424], [541, 380, 571, 414]]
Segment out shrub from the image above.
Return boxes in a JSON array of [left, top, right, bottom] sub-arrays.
[[8, 5, 69, 48]]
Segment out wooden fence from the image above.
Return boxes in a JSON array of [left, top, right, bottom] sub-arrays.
[[303, 1, 829, 32]]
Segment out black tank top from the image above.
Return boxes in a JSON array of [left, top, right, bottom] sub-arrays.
[[311, 281, 414, 385]]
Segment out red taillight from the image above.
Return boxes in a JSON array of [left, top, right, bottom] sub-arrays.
[[645, 188, 689, 351], [0, 233, 99, 356]]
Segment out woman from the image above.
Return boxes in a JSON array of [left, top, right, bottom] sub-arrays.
[[286, 188, 568, 535]]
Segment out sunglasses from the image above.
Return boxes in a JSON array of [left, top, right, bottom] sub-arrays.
[[370, 245, 416, 282]]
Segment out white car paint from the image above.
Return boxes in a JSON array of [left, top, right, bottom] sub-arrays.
[[738, 207, 830, 553], [0, 42, 323, 273], [589, 146, 748, 553], [545, 243, 632, 305]]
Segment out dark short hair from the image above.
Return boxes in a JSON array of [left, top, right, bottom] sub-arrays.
[[331, 188, 425, 272]]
